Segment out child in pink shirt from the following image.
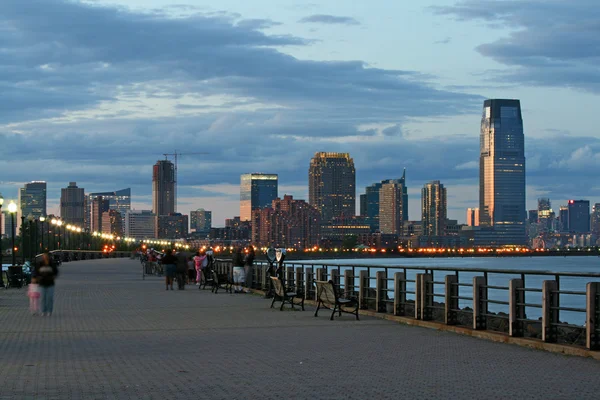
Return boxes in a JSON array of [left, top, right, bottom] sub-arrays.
[[28, 278, 41, 315]]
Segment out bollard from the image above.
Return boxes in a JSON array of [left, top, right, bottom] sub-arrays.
[[445, 275, 458, 325], [261, 266, 269, 291], [421, 273, 433, 321], [305, 267, 314, 300], [344, 270, 354, 295], [473, 276, 487, 330], [359, 270, 369, 310], [394, 272, 406, 316], [586, 282, 600, 350], [509, 279, 525, 337], [542, 280, 559, 343], [376, 271, 387, 313], [415, 273, 423, 319]]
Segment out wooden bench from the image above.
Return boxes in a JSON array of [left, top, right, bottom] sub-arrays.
[[270, 276, 304, 311], [211, 270, 232, 294], [314, 280, 359, 321]]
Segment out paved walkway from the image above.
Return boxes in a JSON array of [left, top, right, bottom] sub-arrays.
[[1, 259, 600, 399]]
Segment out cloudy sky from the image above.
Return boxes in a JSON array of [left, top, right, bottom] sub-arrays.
[[1, 0, 599, 226]]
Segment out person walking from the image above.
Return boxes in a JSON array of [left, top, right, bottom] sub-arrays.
[[244, 246, 255, 293], [34, 252, 59, 316], [175, 250, 190, 290], [161, 249, 177, 290], [232, 248, 245, 293]]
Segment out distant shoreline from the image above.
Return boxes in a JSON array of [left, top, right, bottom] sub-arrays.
[[284, 250, 600, 260]]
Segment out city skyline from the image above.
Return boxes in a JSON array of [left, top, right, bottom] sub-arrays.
[[1, 0, 599, 226]]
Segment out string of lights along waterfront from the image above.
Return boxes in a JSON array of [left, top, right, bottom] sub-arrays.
[[1, 98, 598, 252]]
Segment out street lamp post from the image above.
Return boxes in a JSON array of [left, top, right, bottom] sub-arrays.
[[40, 216, 46, 252], [20, 215, 25, 264], [27, 214, 34, 262], [8, 201, 17, 267], [57, 220, 63, 250], [0, 194, 4, 287]]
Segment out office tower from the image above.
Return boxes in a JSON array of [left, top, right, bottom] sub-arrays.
[[91, 197, 110, 233], [362, 171, 408, 232], [157, 213, 188, 239], [124, 210, 156, 239], [60, 182, 85, 226], [466, 208, 480, 227], [152, 160, 175, 216], [568, 200, 590, 233], [421, 180, 447, 237], [2, 211, 11, 238], [528, 210, 538, 224], [559, 206, 569, 232], [537, 198, 554, 232], [85, 188, 131, 230], [309, 152, 356, 223], [479, 99, 526, 245], [592, 203, 600, 235], [379, 182, 404, 235], [101, 210, 123, 237], [19, 181, 47, 221], [240, 173, 278, 221], [190, 208, 212, 234]]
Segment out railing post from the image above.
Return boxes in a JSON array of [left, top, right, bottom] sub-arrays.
[[376, 271, 387, 313], [316, 268, 326, 282], [445, 275, 458, 325], [421, 273, 433, 321], [295, 267, 303, 295], [394, 272, 406, 316], [305, 267, 314, 300], [344, 269, 354, 294], [330, 269, 340, 288], [473, 276, 487, 330], [586, 282, 600, 350], [542, 280, 559, 343], [286, 266, 294, 288], [415, 273, 423, 319], [261, 265, 269, 291], [359, 270, 368, 310], [509, 279, 525, 337]]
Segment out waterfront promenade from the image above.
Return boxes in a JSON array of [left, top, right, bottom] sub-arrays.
[[1, 259, 600, 399]]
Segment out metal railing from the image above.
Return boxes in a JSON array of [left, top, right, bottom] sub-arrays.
[[229, 259, 600, 350]]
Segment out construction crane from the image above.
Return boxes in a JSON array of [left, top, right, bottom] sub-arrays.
[[162, 151, 208, 212]]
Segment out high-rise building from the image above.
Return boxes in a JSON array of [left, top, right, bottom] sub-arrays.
[[537, 198, 554, 232], [19, 181, 47, 225], [2, 211, 11, 238], [91, 197, 110, 233], [309, 152, 355, 223], [466, 208, 480, 227], [251, 195, 320, 249], [421, 181, 447, 237], [60, 182, 85, 226], [379, 182, 404, 235], [157, 213, 188, 239], [240, 173, 278, 221], [152, 160, 175, 217], [190, 208, 212, 234], [101, 210, 123, 237], [568, 200, 590, 233], [85, 188, 131, 230], [362, 171, 408, 232], [592, 203, 600, 235], [124, 210, 156, 239], [559, 206, 569, 232], [479, 99, 526, 245]]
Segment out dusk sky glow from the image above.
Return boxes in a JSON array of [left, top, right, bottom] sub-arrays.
[[1, 0, 599, 226]]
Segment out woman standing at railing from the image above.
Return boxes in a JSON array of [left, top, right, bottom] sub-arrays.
[[160, 249, 177, 290], [232, 248, 245, 293]]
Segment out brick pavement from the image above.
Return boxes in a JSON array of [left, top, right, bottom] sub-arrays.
[[1, 258, 600, 399]]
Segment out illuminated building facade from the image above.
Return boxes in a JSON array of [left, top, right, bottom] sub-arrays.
[[240, 173, 278, 221], [309, 152, 355, 223]]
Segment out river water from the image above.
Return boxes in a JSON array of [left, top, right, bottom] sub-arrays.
[[294, 256, 600, 326]]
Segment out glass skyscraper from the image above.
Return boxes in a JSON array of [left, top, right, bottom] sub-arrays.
[[309, 152, 355, 223], [568, 200, 590, 233], [361, 170, 408, 232], [19, 181, 47, 219], [240, 174, 278, 221], [152, 160, 175, 216], [85, 188, 131, 231], [479, 99, 526, 245], [421, 180, 447, 237]]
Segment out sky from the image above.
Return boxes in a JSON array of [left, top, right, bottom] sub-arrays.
[[1, 0, 599, 226]]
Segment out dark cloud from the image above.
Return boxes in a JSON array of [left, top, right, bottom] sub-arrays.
[[434, 0, 600, 92], [298, 14, 360, 26]]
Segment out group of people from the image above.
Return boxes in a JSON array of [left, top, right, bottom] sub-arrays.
[[156, 246, 255, 293]]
